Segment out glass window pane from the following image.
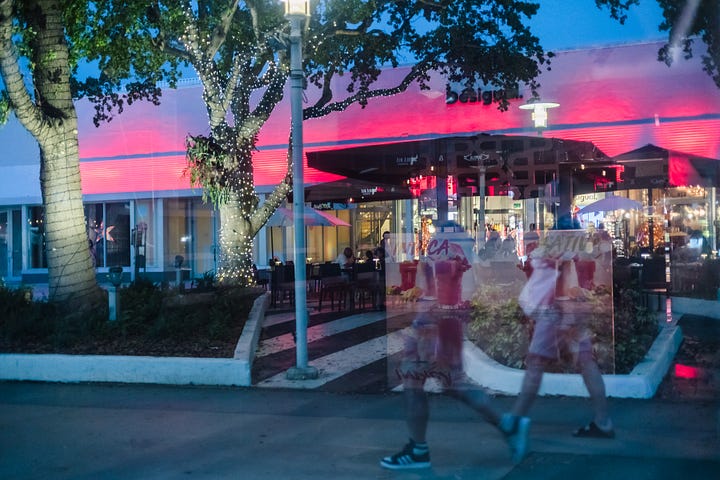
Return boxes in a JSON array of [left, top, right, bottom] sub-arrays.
[[28, 206, 47, 269], [134, 200, 155, 267], [105, 202, 131, 267], [85, 203, 104, 267]]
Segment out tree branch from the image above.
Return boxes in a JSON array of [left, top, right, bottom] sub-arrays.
[[207, 0, 237, 58], [304, 60, 430, 119], [0, 0, 44, 134]]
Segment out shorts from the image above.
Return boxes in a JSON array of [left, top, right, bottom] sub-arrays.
[[398, 309, 465, 389], [527, 307, 593, 360]]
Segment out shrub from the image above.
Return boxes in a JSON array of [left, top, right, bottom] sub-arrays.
[[467, 280, 657, 374], [612, 283, 658, 373], [467, 283, 530, 369], [0, 279, 263, 357]]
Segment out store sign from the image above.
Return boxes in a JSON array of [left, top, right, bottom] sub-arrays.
[[395, 155, 419, 167], [360, 186, 384, 196], [445, 83, 521, 105]]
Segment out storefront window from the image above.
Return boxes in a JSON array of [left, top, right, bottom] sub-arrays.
[[0, 211, 7, 278], [134, 200, 156, 268], [164, 198, 217, 277], [85, 202, 131, 268], [27, 206, 47, 269]]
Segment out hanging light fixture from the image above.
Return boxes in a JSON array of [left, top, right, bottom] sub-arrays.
[[519, 97, 560, 133], [284, 0, 309, 17]]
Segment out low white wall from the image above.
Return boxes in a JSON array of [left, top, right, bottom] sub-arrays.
[[671, 296, 720, 320], [0, 291, 271, 387], [463, 323, 683, 399]]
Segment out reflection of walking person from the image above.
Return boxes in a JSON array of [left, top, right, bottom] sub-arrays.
[[506, 222, 615, 463], [380, 255, 525, 470], [381, 310, 505, 470]]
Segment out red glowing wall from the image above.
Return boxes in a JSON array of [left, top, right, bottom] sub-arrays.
[[76, 41, 720, 195]]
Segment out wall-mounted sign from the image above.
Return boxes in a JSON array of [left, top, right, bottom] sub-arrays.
[[445, 83, 522, 105], [395, 155, 420, 167]]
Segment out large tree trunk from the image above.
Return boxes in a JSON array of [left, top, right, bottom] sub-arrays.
[[41, 125, 103, 307], [217, 194, 255, 287], [25, 0, 104, 309]]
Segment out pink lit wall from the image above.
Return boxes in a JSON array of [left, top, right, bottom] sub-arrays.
[[75, 41, 720, 196]]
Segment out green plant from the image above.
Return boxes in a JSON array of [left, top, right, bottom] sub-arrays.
[[612, 285, 658, 374], [467, 283, 530, 369], [192, 270, 217, 291], [0, 282, 110, 349], [117, 278, 164, 336], [467, 280, 657, 375]]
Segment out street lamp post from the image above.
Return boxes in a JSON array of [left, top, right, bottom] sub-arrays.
[[285, 0, 318, 381], [520, 98, 561, 226], [465, 151, 489, 252]]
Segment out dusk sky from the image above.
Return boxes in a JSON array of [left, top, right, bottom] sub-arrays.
[[534, 0, 665, 50]]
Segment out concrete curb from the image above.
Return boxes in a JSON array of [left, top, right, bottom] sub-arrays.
[[672, 296, 720, 320], [463, 323, 683, 399], [0, 291, 271, 387]]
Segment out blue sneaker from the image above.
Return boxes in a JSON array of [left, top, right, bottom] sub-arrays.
[[500, 413, 531, 464], [380, 441, 431, 470]]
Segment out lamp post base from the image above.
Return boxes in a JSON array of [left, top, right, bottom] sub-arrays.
[[286, 366, 319, 380]]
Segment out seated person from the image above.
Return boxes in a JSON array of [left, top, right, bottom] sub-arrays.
[[336, 247, 356, 269]]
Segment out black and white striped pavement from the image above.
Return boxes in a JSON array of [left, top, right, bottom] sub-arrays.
[[252, 309, 416, 392]]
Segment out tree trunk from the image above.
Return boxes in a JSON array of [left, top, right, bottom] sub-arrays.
[[28, 0, 104, 309], [41, 127, 104, 307], [217, 193, 255, 287]]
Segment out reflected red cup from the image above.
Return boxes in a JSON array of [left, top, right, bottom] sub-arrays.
[[399, 261, 418, 291], [434, 260, 463, 306], [575, 259, 595, 289]]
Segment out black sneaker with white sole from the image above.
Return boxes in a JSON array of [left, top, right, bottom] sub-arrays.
[[380, 441, 431, 470]]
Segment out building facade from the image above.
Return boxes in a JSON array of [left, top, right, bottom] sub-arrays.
[[1, 41, 719, 283]]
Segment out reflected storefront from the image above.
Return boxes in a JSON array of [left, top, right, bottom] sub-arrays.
[[16, 198, 217, 284]]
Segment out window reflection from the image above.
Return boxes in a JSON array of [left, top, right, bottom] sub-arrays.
[[28, 206, 47, 269]]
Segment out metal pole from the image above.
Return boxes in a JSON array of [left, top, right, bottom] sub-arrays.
[[287, 16, 317, 380], [477, 165, 486, 251]]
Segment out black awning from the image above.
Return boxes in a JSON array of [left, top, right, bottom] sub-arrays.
[[307, 134, 610, 199], [614, 143, 720, 188], [305, 178, 412, 204], [307, 138, 434, 185]]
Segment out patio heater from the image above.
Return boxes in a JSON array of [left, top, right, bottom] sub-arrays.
[[285, 0, 318, 381]]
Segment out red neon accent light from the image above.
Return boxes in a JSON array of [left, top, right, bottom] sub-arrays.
[[674, 364, 700, 379]]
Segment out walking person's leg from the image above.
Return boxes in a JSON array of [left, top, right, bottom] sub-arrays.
[[381, 311, 435, 470], [501, 309, 558, 463], [380, 386, 433, 470], [573, 340, 614, 438]]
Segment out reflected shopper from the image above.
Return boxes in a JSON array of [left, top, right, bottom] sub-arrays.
[[381, 223, 524, 470], [505, 218, 615, 464]]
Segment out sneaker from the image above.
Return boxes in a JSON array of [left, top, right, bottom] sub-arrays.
[[572, 421, 615, 439], [380, 441, 431, 470], [500, 413, 531, 464]]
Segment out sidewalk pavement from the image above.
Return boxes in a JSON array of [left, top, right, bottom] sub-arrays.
[[1, 382, 718, 479]]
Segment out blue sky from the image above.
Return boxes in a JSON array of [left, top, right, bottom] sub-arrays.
[[534, 0, 665, 50]]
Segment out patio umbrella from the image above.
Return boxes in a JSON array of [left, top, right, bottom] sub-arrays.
[[579, 195, 642, 214], [265, 206, 350, 260], [266, 206, 350, 227]]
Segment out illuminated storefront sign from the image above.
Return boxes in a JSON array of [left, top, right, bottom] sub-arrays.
[[445, 83, 521, 105]]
